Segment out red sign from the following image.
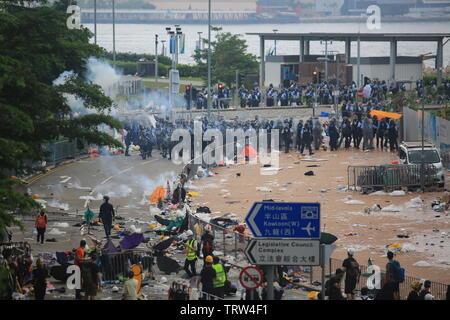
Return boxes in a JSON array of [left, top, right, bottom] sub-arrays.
[[239, 266, 264, 290]]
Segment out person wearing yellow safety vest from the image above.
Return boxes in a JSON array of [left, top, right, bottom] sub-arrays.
[[212, 256, 226, 299], [183, 230, 198, 278]]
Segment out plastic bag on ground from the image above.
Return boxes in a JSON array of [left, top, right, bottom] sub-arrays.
[[344, 200, 365, 205], [381, 205, 402, 212], [48, 228, 66, 235], [413, 261, 432, 267]]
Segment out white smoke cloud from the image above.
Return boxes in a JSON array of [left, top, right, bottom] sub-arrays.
[[53, 57, 122, 117]]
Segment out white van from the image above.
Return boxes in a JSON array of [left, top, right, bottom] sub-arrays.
[[399, 141, 445, 188]]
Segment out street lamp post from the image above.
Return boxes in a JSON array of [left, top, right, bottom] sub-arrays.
[[207, 0, 212, 118], [112, 0, 116, 67], [320, 40, 332, 82], [166, 25, 182, 115], [94, 0, 97, 45], [197, 31, 203, 54], [161, 40, 166, 56], [155, 34, 158, 87], [273, 29, 278, 56]]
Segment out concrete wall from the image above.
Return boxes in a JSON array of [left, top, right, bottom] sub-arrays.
[[265, 62, 282, 88], [172, 106, 334, 122], [353, 64, 422, 87]]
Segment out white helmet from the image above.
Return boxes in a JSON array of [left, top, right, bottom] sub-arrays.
[[347, 248, 355, 256], [186, 230, 193, 237]]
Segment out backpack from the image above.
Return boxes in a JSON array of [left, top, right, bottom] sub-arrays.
[[390, 261, 405, 283], [391, 261, 405, 283]]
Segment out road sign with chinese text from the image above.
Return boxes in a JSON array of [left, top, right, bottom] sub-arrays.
[[245, 202, 320, 238], [244, 239, 320, 266]]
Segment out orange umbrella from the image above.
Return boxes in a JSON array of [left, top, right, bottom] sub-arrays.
[[369, 110, 403, 120]]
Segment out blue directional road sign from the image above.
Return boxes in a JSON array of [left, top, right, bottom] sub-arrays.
[[245, 202, 320, 239]]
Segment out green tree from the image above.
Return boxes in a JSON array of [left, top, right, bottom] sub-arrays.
[[193, 29, 259, 87], [0, 0, 123, 240]]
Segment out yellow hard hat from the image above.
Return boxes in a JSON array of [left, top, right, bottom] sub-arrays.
[[205, 256, 213, 263]]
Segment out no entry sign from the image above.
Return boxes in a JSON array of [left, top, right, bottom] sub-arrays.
[[239, 266, 264, 290]]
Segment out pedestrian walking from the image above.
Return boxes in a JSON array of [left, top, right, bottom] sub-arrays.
[[84, 206, 94, 235], [312, 118, 323, 151], [199, 255, 216, 300], [377, 117, 388, 149], [342, 248, 360, 300], [328, 118, 340, 151], [35, 209, 47, 245], [32, 258, 48, 300], [385, 251, 402, 300], [300, 122, 314, 155], [183, 230, 198, 278], [99, 196, 115, 238], [362, 116, 374, 151]]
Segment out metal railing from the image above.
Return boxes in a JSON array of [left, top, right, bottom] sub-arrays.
[[41, 139, 89, 167], [99, 249, 154, 281], [348, 163, 439, 192], [324, 258, 449, 300]]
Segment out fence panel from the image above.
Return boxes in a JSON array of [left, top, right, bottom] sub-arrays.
[[100, 249, 153, 281], [42, 139, 88, 166], [348, 163, 438, 191]]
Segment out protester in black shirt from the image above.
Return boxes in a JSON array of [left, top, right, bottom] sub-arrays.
[[32, 259, 48, 300], [342, 248, 360, 300], [99, 196, 115, 238], [328, 278, 345, 300], [81, 253, 101, 300], [199, 256, 216, 300]]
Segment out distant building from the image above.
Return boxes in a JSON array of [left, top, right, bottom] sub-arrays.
[[264, 54, 423, 88]]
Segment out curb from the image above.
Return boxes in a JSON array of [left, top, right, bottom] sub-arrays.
[[24, 154, 91, 186]]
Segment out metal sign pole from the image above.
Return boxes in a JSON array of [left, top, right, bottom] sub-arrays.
[[94, 0, 97, 45], [421, 90, 425, 192], [155, 35, 159, 87], [320, 244, 325, 300], [266, 266, 274, 300]]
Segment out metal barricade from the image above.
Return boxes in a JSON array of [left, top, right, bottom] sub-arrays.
[[42, 138, 88, 167], [100, 249, 153, 281], [348, 164, 439, 192]]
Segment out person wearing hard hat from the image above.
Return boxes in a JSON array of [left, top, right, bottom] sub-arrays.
[[183, 230, 198, 278], [199, 255, 216, 300], [212, 256, 226, 300], [342, 248, 360, 300]]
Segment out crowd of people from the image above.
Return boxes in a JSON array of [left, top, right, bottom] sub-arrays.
[[184, 78, 450, 111], [325, 248, 450, 301]]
